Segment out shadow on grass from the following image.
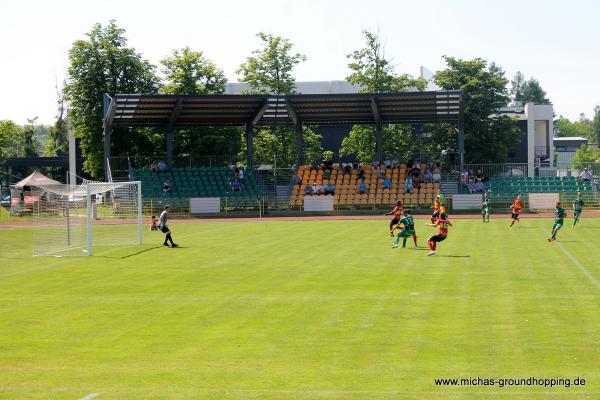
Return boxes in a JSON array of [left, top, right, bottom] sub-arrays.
[[435, 255, 471, 258], [95, 245, 164, 259]]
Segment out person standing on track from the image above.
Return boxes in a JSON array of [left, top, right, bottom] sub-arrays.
[[159, 205, 179, 248], [481, 191, 491, 222]]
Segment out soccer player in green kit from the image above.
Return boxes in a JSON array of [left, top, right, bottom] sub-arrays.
[[548, 201, 567, 242], [572, 192, 584, 227], [481, 191, 491, 222], [392, 209, 418, 248]]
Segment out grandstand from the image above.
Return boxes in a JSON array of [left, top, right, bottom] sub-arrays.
[[486, 175, 594, 194], [131, 167, 262, 208], [290, 163, 441, 207]]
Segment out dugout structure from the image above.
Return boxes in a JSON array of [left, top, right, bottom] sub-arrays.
[[102, 91, 465, 179], [30, 181, 142, 256]]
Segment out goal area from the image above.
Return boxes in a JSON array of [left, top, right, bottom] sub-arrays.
[[30, 181, 142, 256]]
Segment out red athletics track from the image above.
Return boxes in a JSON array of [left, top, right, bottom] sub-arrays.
[[1, 212, 600, 228]]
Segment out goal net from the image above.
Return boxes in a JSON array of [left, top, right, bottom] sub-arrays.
[[30, 181, 142, 256]]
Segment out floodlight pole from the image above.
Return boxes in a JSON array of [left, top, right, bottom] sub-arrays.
[[295, 121, 303, 167], [458, 105, 465, 172], [102, 94, 116, 182], [372, 98, 383, 163]]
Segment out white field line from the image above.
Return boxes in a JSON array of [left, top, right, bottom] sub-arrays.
[[556, 241, 600, 290], [78, 394, 99, 400]]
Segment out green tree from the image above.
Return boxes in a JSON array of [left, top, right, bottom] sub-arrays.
[[160, 47, 227, 95], [571, 144, 600, 170], [160, 47, 239, 157], [522, 78, 550, 104], [64, 20, 160, 177], [23, 117, 41, 158], [237, 32, 306, 95], [340, 30, 424, 162], [46, 81, 69, 157], [346, 30, 425, 93], [592, 105, 600, 145], [237, 33, 320, 167], [510, 71, 525, 103], [554, 114, 593, 139], [433, 56, 521, 163], [340, 124, 414, 163], [0, 120, 25, 163]]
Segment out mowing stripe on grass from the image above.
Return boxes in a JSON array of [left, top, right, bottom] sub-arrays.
[[556, 241, 600, 290], [78, 393, 99, 400]]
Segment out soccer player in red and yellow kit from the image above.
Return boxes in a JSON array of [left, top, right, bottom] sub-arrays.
[[509, 195, 524, 228], [426, 212, 452, 256], [385, 200, 403, 236], [431, 198, 441, 224]]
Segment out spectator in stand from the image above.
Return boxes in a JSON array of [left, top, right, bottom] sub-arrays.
[[404, 176, 413, 193], [292, 173, 302, 186], [319, 183, 327, 195], [412, 173, 421, 191], [323, 168, 331, 180], [162, 179, 172, 193], [424, 167, 433, 183], [305, 184, 313, 196], [231, 179, 241, 192], [461, 168, 469, 185], [157, 160, 168, 172], [476, 169, 484, 181], [326, 183, 335, 195], [232, 164, 239, 177], [382, 177, 392, 190], [356, 165, 365, 182], [357, 180, 367, 194], [378, 163, 386, 178], [352, 160, 359, 170], [580, 168, 592, 182], [432, 170, 441, 183], [312, 183, 320, 195], [384, 159, 392, 169], [474, 179, 485, 193], [238, 167, 244, 186], [469, 169, 476, 183], [150, 161, 158, 173], [343, 163, 352, 175]]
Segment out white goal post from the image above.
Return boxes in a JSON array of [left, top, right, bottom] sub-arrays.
[[31, 181, 142, 256]]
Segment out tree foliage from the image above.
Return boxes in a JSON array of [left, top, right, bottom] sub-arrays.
[[434, 56, 521, 163], [592, 106, 600, 145], [46, 81, 69, 157], [64, 20, 160, 177], [340, 30, 424, 162], [522, 78, 550, 104], [160, 47, 227, 95], [510, 71, 525, 103], [238, 126, 322, 167], [0, 120, 25, 164], [346, 30, 426, 93], [571, 144, 600, 170], [555, 114, 593, 139], [236, 33, 319, 166], [23, 117, 41, 158], [340, 125, 413, 163], [237, 32, 306, 95]]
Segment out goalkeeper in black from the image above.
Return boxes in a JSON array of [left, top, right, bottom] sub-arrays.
[[159, 205, 178, 247]]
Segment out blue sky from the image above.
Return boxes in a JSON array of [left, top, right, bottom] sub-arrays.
[[1, 0, 598, 125]]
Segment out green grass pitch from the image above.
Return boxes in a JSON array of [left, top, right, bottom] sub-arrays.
[[1, 216, 600, 399]]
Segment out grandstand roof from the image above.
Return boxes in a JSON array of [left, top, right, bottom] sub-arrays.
[[105, 91, 463, 128]]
